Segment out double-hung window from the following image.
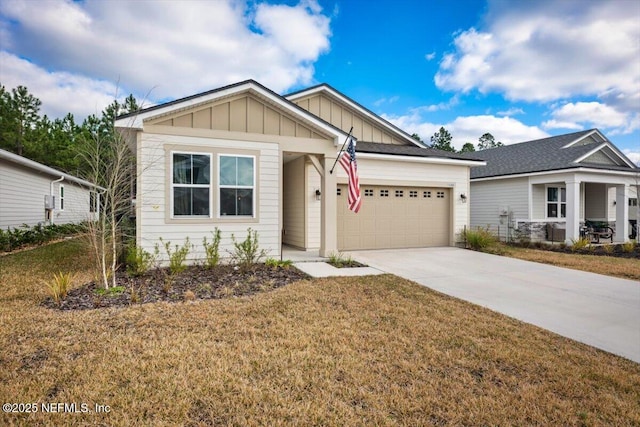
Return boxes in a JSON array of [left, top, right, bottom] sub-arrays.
[[219, 155, 254, 216], [172, 153, 211, 217], [546, 186, 566, 218]]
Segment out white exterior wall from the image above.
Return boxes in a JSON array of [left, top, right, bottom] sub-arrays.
[[137, 132, 280, 263], [306, 162, 321, 248], [470, 177, 529, 231], [0, 159, 95, 228]]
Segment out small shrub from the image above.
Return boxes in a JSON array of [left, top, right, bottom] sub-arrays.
[[183, 290, 196, 302], [202, 228, 222, 269], [125, 243, 157, 276], [601, 244, 614, 255], [45, 272, 73, 304], [621, 240, 636, 253], [230, 228, 268, 271], [94, 285, 125, 296], [464, 227, 498, 251], [159, 237, 192, 275], [570, 237, 591, 251], [265, 257, 293, 269]]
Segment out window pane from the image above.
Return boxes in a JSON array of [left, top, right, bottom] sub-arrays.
[[192, 188, 210, 215], [560, 188, 566, 203], [220, 156, 236, 186], [237, 189, 253, 215], [220, 188, 236, 216], [174, 187, 209, 216], [547, 204, 558, 218], [560, 204, 566, 218], [237, 157, 254, 186], [192, 155, 210, 184], [219, 188, 254, 216], [547, 187, 558, 202], [173, 154, 191, 184], [174, 187, 191, 216]]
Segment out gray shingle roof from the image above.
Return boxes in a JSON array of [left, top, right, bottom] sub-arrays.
[[356, 141, 484, 162], [468, 129, 638, 179]]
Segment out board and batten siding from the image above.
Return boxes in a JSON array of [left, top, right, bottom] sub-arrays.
[[292, 93, 408, 145], [470, 177, 529, 230], [306, 162, 321, 248], [137, 132, 280, 263], [0, 159, 94, 228]]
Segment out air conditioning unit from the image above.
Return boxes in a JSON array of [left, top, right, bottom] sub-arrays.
[[44, 195, 56, 210]]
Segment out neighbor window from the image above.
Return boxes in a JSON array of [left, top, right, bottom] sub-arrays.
[[59, 185, 65, 211], [172, 153, 211, 217], [90, 191, 98, 213], [630, 198, 638, 207], [219, 155, 254, 216], [546, 187, 566, 218]]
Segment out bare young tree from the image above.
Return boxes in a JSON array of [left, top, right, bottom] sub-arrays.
[[80, 121, 135, 289]]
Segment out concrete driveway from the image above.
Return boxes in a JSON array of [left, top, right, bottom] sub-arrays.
[[347, 247, 640, 363]]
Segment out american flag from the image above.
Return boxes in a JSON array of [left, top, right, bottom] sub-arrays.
[[338, 137, 362, 213]]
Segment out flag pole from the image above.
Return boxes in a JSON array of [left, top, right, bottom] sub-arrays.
[[329, 126, 354, 175]]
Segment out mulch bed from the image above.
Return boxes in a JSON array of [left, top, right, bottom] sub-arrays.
[[42, 264, 309, 311]]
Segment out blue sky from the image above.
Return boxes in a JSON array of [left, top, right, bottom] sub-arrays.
[[1, 0, 638, 162]]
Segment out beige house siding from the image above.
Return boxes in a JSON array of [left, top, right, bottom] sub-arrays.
[[306, 162, 321, 248], [137, 131, 280, 263], [292, 93, 408, 145], [147, 94, 329, 140], [282, 157, 305, 249], [0, 159, 95, 228]]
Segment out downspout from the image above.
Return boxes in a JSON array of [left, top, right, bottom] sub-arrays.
[[50, 176, 64, 225]]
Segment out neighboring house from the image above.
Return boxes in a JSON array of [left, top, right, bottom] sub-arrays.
[[0, 148, 101, 229], [114, 80, 485, 260], [468, 129, 639, 243]]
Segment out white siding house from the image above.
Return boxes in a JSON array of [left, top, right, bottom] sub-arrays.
[[115, 80, 485, 262], [0, 149, 100, 229], [469, 130, 639, 243]]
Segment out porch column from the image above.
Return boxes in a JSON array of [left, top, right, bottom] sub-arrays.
[[614, 184, 629, 242], [565, 180, 581, 244], [319, 155, 337, 257]]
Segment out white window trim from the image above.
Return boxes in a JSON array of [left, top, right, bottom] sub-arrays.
[[217, 154, 256, 218], [545, 185, 566, 219], [170, 151, 213, 219]]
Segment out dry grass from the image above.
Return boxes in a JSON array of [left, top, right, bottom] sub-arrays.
[[502, 246, 640, 281], [1, 240, 639, 426]]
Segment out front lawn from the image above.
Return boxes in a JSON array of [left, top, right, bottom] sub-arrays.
[[500, 245, 640, 281], [1, 240, 639, 426]]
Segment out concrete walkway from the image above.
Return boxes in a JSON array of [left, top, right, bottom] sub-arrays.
[[347, 247, 640, 363]]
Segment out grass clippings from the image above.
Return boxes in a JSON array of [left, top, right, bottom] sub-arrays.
[[1, 240, 639, 426]]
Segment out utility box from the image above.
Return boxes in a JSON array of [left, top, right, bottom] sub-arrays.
[[498, 206, 509, 216], [44, 195, 56, 210]]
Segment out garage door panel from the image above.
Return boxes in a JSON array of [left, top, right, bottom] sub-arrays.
[[337, 185, 450, 250]]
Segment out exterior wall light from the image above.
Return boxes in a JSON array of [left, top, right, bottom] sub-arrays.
[[315, 189, 321, 201], [460, 193, 467, 203]]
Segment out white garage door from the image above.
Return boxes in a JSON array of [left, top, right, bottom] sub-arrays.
[[337, 185, 450, 250]]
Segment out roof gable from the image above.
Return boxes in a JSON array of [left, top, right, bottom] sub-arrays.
[[285, 84, 421, 147], [115, 80, 347, 143]]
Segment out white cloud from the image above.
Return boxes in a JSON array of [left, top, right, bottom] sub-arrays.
[[0, 0, 332, 119], [543, 102, 639, 134], [424, 52, 436, 61], [434, 0, 640, 136], [623, 150, 640, 166], [497, 107, 524, 117], [384, 111, 548, 150]]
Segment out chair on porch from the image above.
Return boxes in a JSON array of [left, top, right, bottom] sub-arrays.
[[584, 220, 614, 244]]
